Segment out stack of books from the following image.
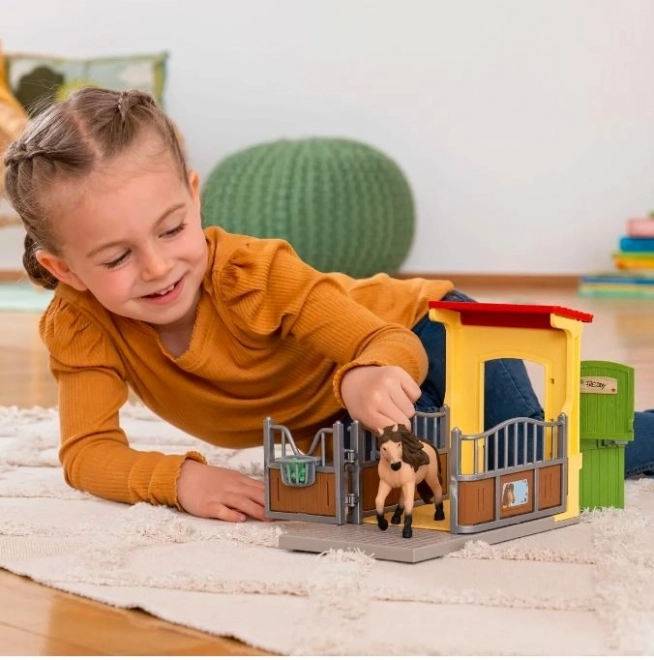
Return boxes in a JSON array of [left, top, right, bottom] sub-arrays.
[[579, 213, 654, 298]]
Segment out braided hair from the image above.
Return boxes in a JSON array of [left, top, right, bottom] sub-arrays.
[[3, 87, 189, 289]]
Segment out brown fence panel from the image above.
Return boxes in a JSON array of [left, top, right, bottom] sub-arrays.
[[538, 464, 563, 509], [269, 470, 336, 516], [458, 478, 495, 526]]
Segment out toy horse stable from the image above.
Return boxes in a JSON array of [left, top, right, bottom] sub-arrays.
[[264, 301, 634, 563]]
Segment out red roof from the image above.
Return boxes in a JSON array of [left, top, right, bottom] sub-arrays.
[[428, 301, 594, 330]]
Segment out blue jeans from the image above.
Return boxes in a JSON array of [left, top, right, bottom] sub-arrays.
[[626, 411, 654, 477]]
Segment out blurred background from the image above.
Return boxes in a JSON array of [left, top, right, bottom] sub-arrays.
[[2, 0, 654, 276]]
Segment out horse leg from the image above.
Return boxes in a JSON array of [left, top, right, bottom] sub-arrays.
[[426, 467, 445, 522], [401, 481, 415, 538], [435, 501, 445, 521], [433, 482, 445, 521], [391, 489, 404, 524], [375, 480, 392, 531], [402, 514, 413, 538], [376, 513, 389, 530]]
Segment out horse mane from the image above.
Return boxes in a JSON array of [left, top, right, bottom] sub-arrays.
[[378, 424, 430, 471]]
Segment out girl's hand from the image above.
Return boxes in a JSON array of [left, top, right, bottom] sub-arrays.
[[176, 460, 266, 522], [340, 365, 422, 434]]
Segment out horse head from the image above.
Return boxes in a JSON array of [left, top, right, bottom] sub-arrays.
[[377, 424, 411, 471]]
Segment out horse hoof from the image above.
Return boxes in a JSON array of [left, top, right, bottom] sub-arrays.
[[391, 506, 404, 525], [402, 526, 413, 539], [376, 514, 389, 531], [434, 504, 445, 521]]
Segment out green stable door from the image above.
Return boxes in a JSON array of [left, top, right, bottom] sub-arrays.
[[579, 360, 635, 509]]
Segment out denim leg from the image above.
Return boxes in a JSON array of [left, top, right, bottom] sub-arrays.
[[625, 410, 654, 477], [412, 291, 545, 468], [483, 356, 546, 468]]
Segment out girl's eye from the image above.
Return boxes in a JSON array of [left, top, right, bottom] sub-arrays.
[[103, 252, 129, 269], [162, 222, 186, 238]]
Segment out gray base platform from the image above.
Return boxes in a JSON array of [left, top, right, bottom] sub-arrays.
[[278, 516, 579, 563]]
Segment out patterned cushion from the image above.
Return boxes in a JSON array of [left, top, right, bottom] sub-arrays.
[[0, 45, 28, 218], [4, 51, 168, 116]]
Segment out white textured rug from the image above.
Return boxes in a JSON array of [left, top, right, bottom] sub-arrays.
[[1, 404, 654, 655]]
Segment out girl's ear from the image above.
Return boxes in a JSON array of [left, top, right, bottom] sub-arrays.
[[35, 250, 88, 291], [188, 170, 200, 206]]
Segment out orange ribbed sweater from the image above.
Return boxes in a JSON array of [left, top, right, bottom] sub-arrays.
[[40, 227, 453, 509]]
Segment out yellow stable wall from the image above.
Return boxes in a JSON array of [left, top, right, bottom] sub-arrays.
[[428, 309, 584, 521]]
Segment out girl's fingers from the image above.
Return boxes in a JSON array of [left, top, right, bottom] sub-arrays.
[[224, 485, 266, 519], [399, 371, 422, 402], [374, 386, 415, 430], [208, 503, 247, 523], [239, 477, 266, 502], [373, 411, 412, 436], [228, 495, 266, 521], [208, 495, 266, 523], [388, 387, 418, 421]]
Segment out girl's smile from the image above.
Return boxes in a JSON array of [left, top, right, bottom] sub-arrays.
[[141, 276, 185, 305]]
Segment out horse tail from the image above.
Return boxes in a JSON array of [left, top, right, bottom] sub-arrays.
[[435, 447, 443, 489], [416, 480, 434, 504]]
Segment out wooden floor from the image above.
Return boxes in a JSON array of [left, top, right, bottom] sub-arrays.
[[1, 283, 653, 655]]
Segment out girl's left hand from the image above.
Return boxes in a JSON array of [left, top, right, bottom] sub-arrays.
[[176, 460, 266, 522], [340, 365, 421, 434]]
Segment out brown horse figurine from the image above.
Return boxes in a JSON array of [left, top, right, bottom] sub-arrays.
[[375, 424, 445, 538]]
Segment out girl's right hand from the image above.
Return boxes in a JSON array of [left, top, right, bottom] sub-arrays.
[[176, 459, 266, 522], [340, 364, 422, 434]]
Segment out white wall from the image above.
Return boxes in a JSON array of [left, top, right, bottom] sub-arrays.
[[3, 0, 654, 274]]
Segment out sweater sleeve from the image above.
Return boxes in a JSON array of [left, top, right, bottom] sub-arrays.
[[40, 297, 205, 508], [217, 238, 429, 405]]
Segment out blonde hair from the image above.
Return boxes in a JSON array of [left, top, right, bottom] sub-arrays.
[[3, 87, 189, 289]]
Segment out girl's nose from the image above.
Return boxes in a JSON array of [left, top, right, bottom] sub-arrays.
[[140, 248, 172, 281]]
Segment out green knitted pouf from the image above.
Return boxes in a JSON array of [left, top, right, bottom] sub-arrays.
[[201, 138, 415, 277]]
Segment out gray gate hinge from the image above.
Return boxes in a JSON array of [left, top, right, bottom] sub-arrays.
[[345, 493, 358, 507], [343, 449, 357, 463]]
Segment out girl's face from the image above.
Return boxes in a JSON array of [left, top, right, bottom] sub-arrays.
[[38, 141, 208, 334]]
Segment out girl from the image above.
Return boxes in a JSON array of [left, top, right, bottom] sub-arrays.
[[4, 87, 653, 522]]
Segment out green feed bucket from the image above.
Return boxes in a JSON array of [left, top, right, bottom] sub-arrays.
[[277, 455, 319, 487]]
